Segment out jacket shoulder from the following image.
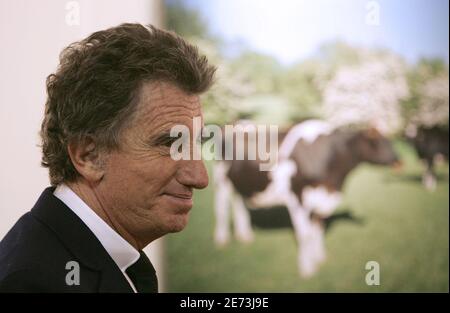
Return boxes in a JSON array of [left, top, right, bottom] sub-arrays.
[[0, 212, 98, 292], [0, 212, 64, 274]]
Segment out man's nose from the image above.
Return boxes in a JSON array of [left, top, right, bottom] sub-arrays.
[[178, 159, 209, 190]]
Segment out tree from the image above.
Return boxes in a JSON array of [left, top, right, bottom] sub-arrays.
[[404, 59, 449, 128], [321, 50, 410, 135], [165, 0, 210, 39]]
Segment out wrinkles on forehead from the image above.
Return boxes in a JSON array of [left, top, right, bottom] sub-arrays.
[[133, 81, 203, 137]]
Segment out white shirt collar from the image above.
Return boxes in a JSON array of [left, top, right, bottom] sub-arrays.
[[53, 184, 140, 273]]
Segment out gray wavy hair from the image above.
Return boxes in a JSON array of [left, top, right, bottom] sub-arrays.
[[40, 23, 216, 186]]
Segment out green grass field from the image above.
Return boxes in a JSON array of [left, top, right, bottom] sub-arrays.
[[166, 140, 449, 292]]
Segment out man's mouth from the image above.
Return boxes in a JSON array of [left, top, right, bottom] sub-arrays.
[[162, 192, 193, 211], [165, 192, 192, 199]]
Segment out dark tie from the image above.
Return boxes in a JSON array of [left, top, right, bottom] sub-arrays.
[[125, 250, 158, 293]]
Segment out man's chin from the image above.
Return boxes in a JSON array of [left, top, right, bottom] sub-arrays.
[[167, 213, 190, 233]]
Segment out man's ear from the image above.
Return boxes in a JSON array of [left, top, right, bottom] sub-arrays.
[[67, 137, 106, 183]]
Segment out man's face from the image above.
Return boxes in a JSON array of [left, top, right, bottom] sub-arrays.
[[96, 81, 209, 245]]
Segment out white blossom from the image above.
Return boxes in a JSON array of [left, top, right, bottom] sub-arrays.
[[321, 54, 410, 134], [411, 74, 449, 127]]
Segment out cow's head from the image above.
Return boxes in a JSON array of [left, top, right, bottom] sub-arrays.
[[354, 128, 399, 166]]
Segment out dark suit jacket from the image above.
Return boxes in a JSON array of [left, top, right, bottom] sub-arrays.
[[0, 187, 137, 293]]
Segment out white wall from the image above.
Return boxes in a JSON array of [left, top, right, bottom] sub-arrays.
[[0, 0, 166, 291]]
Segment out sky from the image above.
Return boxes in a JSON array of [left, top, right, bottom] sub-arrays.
[[183, 0, 449, 65]]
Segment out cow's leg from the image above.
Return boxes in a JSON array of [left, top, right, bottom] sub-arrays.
[[422, 157, 437, 191], [285, 194, 317, 278], [310, 215, 326, 265], [232, 194, 254, 243], [300, 187, 342, 274], [296, 211, 318, 278], [213, 162, 233, 246]]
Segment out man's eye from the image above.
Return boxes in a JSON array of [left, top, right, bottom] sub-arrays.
[[151, 135, 179, 148], [163, 137, 178, 147], [154, 134, 207, 148]]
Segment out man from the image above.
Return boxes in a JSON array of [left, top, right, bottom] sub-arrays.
[[0, 23, 216, 292]]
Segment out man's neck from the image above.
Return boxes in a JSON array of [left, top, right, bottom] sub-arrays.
[[66, 180, 144, 250]]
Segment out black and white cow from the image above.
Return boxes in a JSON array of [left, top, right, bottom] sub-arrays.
[[406, 125, 449, 190], [213, 120, 399, 277]]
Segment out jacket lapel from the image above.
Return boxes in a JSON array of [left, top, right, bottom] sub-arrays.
[[31, 187, 133, 293]]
